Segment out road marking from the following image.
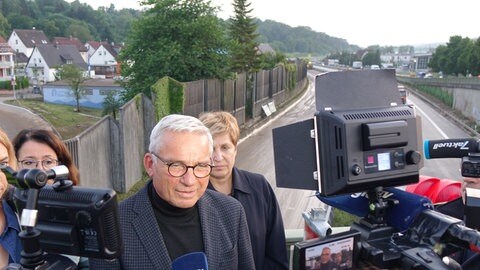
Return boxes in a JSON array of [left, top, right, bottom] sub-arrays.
[[409, 100, 449, 139]]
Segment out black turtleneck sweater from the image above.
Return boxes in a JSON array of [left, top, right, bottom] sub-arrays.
[[147, 181, 204, 261]]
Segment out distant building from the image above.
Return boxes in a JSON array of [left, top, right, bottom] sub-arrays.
[[0, 36, 15, 81], [14, 52, 29, 77], [7, 29, 50, 58], [43, 78, 123, 109], [52, 36, 88, 63], [380, 53, 412, 67], [411, 53, 432, 71], [85, 41, 122, 78], [257, 43, 275, 54], [26, 44, 87, 84]]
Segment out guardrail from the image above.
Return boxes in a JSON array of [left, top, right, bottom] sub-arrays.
[[397, 75, 480, 90]]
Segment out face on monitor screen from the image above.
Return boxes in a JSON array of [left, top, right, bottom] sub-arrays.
[[305, 237, 354, 269], [293, 230, 360, 270]]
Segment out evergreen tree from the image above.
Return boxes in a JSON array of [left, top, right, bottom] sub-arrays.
[[228, 0, 259, 73], [102, 91, 121, 119]]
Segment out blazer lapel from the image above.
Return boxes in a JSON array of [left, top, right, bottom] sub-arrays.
[[199, 192, 221, 268], [131, 187, 171, 268]]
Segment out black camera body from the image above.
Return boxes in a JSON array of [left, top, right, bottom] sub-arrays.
[[462, 154, 480, 178], [0, 165, 122, 269], [13, 185, 121, 259]]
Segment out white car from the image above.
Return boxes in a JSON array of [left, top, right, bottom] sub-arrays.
[[370, 65, 380, 70]]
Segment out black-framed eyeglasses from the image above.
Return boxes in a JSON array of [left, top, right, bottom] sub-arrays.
[[18, 158, 59, 170], [150, 152, 213, 178]]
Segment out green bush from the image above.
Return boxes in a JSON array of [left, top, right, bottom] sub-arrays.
[[151, 76, 185, 119], [414, 84, 453, 107], [332, 208, 359, 227]]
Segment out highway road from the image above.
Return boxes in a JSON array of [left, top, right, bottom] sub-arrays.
[[236, 70, 469, 229], [408, 93, 468, 180]]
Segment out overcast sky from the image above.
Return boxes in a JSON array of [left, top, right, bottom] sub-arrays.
[[68, 0, 479, 48]]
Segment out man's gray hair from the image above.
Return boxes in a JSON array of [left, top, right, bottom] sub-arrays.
[[148, 114, 213, 155]]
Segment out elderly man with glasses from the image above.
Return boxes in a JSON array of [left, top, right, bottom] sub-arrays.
[[90, 114, 255, 270]]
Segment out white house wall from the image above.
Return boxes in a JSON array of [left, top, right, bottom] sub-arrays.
[[26, 48, 52, 83], [0, 52, 15, 80], [89, 45, 117, 66], [7, 33, 29, 56]]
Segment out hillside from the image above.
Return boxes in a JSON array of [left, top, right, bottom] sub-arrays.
[[0, 0, 359, 57], [256, 19, 360, 56]]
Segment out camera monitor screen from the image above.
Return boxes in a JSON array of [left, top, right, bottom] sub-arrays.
[[14, 185, 122, 260], [292, 230, 361, 270]]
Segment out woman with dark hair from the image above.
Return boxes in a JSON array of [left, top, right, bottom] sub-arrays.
[[11, 129, 88, 268], [12, 129, 79, 186]]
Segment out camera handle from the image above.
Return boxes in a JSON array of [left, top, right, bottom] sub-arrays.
[[15, 169, 49, 269]]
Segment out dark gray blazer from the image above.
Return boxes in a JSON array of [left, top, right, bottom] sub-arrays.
[[90, 183, 255, 269]]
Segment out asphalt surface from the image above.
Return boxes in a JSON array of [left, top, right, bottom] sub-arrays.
[[0, 91, 53, 140], [236, 73, 323, 229]]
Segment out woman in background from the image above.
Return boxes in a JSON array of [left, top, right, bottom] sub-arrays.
[[200, 111, 289, 270], [12, 129, 88, 268], [12, 129, 79, 185], [0, 127, 21, 267]]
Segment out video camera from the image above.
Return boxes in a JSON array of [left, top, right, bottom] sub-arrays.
[[424, 138, 480, 178], [0, 165, 122, 270], [272, 69, 480, 269], [424, 138, 480, 234]]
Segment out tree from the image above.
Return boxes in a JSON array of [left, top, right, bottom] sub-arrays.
[[102, 91, 121, 119], [472, 38, 480, 76], [258, 51, 286, 69], [228, 0, 259, 73], [429, 45, 447, 72], [362, 49, 381, 66], [457, 38, 474, 76], [429, 36, 479, 76], [445, 36, 463, 76], [119, 0, 229, 100], [56, 64, 87, 112], [0, 13, 10, 38]]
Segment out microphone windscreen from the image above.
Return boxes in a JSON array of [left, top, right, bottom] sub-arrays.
[[318, 187, 433, 231], [172, 252, 208, 270]]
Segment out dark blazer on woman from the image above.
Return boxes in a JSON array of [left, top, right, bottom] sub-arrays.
[[208, 168, 289, 270]]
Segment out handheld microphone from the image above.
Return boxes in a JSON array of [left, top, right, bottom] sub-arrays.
[[424, 138, 480, 159], [172, 252, 208, 270]]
